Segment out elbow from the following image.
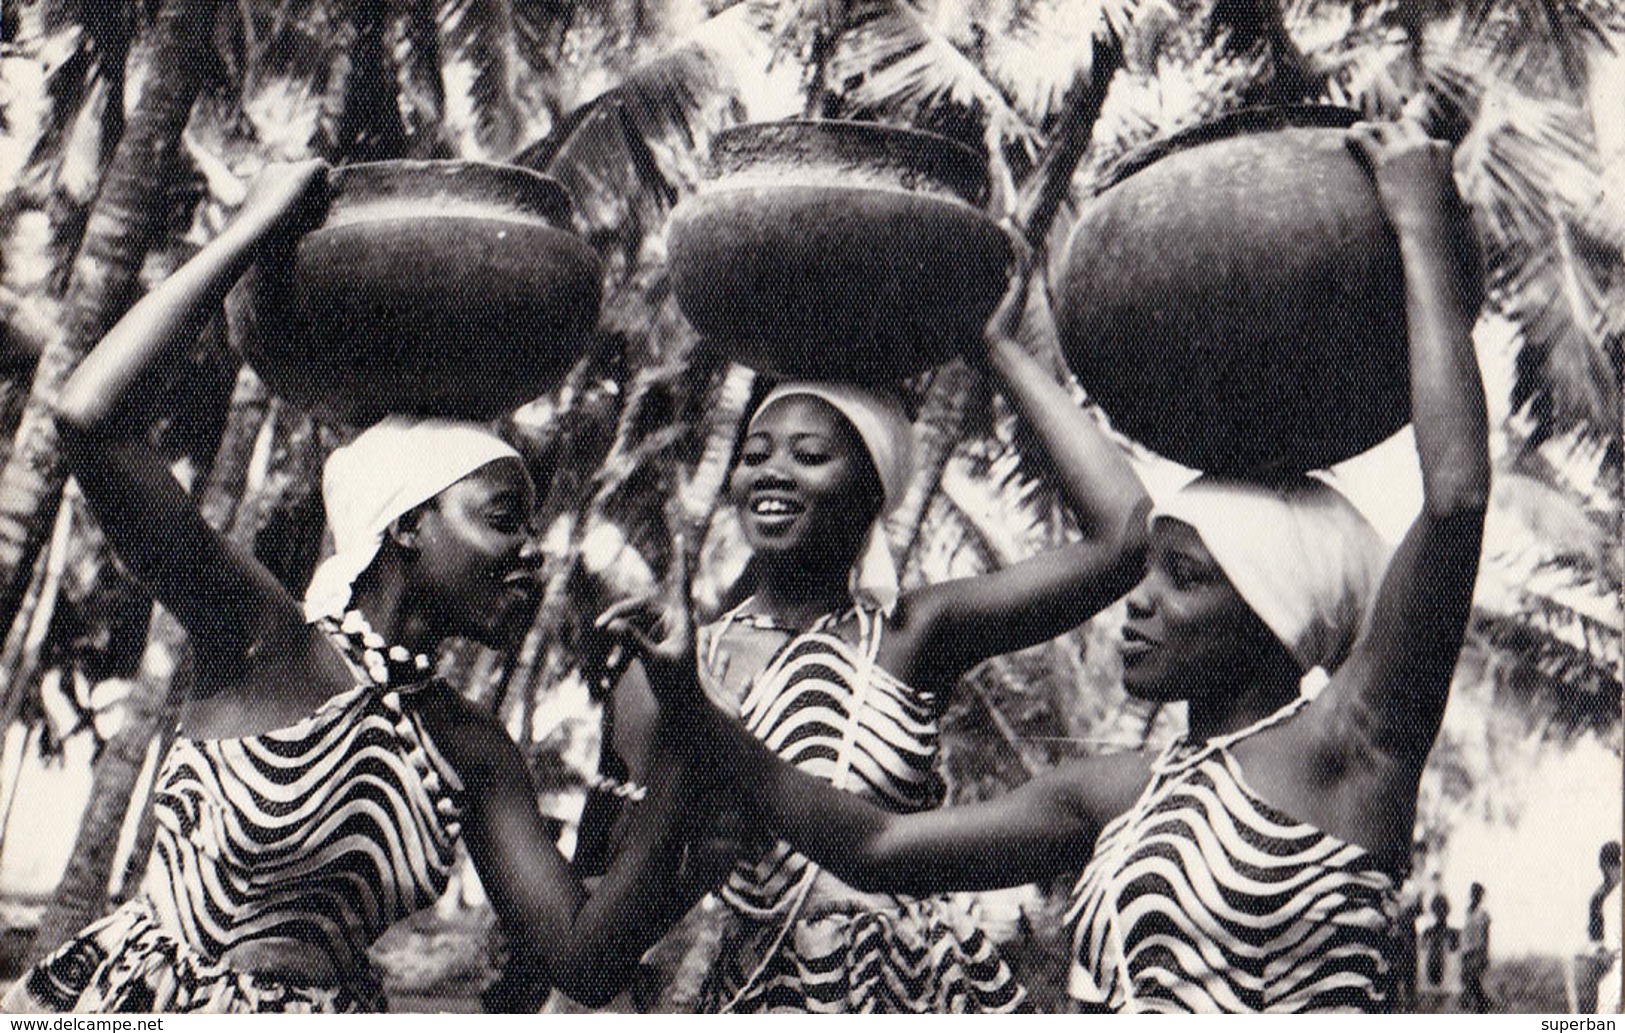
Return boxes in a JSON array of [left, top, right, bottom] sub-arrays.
[[1422, 457, 1491, 523], [52, 382, 113, 446], [541, 945, 628, 1009], [1092, 510, 1151, 601]]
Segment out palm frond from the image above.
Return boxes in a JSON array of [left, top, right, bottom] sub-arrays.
[[825, 0, 1041, 160], [437, 0, 524, 159], [389, 0, 447, 156]]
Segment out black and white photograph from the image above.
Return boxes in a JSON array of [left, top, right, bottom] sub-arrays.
[[0, 0, 1619, 1016]]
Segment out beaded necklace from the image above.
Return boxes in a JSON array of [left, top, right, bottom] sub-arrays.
[[317, 609, 433, 691]]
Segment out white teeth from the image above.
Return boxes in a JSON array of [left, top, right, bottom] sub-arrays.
[[752, 498, 799, 516]]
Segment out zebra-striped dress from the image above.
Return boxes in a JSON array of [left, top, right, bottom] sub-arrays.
[[694, 604, 1027, 1013], [1065, 698, 1398, 1013], [4, 682, 463, 1013]]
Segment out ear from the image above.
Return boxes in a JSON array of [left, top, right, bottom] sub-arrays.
[[387, 507, 425, 551]]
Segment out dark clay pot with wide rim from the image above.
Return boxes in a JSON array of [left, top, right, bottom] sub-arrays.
[[1055, 106, 1410, 475], [667, 120, 1012, 383], [232, 160, 602, 426]]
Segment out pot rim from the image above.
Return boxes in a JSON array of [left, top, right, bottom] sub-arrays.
[[708, 119, 991, 206], [1098, 104, 1363, 192], [327, 159, 576, 228]]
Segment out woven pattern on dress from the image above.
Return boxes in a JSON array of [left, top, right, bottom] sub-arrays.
[[1066, 729, 1397, 1013]]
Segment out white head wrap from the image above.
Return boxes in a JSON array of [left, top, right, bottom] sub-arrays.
[[303, 416, 523, 621], [752, 382, 915, 615], [1151, 474, 1388, 674]]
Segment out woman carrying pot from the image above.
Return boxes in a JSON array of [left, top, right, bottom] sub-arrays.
[[596, 234, 1152, 1010], [610, 120, 1487, 1013], [5, 162, 690, 1013]]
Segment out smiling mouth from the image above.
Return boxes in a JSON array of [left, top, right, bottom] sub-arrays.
[[501, 575, 541, 606], [749, 496, 805, 518]]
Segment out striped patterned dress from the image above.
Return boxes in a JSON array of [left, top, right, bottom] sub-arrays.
[[1065, 698, 1398, 1013], [694, 604, 1027, 1014], [5, 681, 464, 1013]]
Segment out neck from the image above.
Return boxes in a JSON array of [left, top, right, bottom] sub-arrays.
[[346, 577, 440, 657], [1184, 666, 1301, 743], [751, 553, 854, 629]]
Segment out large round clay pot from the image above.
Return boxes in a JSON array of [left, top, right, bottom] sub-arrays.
[[1055, 106, 1409, 474], [233, 160, 602, 425], [667, 120, 1012, 382]]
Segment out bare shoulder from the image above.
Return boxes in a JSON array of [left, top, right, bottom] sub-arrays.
[[412, 686, 526, 789]]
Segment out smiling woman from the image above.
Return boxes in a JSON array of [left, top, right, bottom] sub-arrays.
[[596, 244, 1153, 1011], [1, 162, 694, 1014], [615, 120, 1491, 1015]]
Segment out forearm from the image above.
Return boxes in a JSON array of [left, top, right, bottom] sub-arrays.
[[57, 225, 262, 435], [984, 331, 1149, 550], [1394, 198, 1489, 516], [546, 740, 695, 1006], [678, 700, 899, 888]]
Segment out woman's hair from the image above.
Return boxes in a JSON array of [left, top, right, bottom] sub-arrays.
[[303, 416, 521, 621], [1150, 474, 1388, 674]]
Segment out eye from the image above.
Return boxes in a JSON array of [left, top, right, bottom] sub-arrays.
[[484, 506, 525, 534], [790, 434, 835, 465], [1167, 553, 1209, 588], [739, 435, 771, 467]]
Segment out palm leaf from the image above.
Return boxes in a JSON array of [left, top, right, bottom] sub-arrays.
[[824, 0, 1042, 161], [437, 0, 524, 159]]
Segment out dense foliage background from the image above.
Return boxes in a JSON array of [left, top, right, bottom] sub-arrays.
[[0, 0, 1619, 1010]]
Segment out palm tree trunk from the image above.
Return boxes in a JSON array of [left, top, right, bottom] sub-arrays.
[[23, 630, 187, 964], [0, 0, 225, 643]]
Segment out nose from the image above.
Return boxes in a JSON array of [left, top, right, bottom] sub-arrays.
[[1123, 572, 1156, 620], [751, 466, 796, 492], [518, 525, 544, 566]]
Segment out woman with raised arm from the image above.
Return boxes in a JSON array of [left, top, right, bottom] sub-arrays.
[[4, 162, 689, 1014], [613, 121, 1488, 1013], [596, 229, 1151, 1012]]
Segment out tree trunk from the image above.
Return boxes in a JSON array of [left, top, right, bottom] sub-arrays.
[[0, 0, 225, 642], [24, 630, 187, 963]]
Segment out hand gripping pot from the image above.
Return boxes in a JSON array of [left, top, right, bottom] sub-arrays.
[[1054, 106, 1413, 475], [667, 120, 1013, 383], [232, 160, 602, 425]]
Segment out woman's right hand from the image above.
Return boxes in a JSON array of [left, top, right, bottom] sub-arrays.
[[595, 546, 705, 717], [227, 159, 330, 251]]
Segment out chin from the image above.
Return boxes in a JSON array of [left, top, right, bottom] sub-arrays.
[[1120, 668, 1184, 704]]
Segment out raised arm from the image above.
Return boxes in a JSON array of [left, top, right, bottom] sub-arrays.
[[54, 161, 329, 662], [908, 264, 1151, 682], [1321, 122, 1489, 772]]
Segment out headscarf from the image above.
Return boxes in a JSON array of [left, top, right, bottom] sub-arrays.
[[303, 416, 523, 621], [1150, 474, 1388, 674], [751, 382, 915, 615]]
